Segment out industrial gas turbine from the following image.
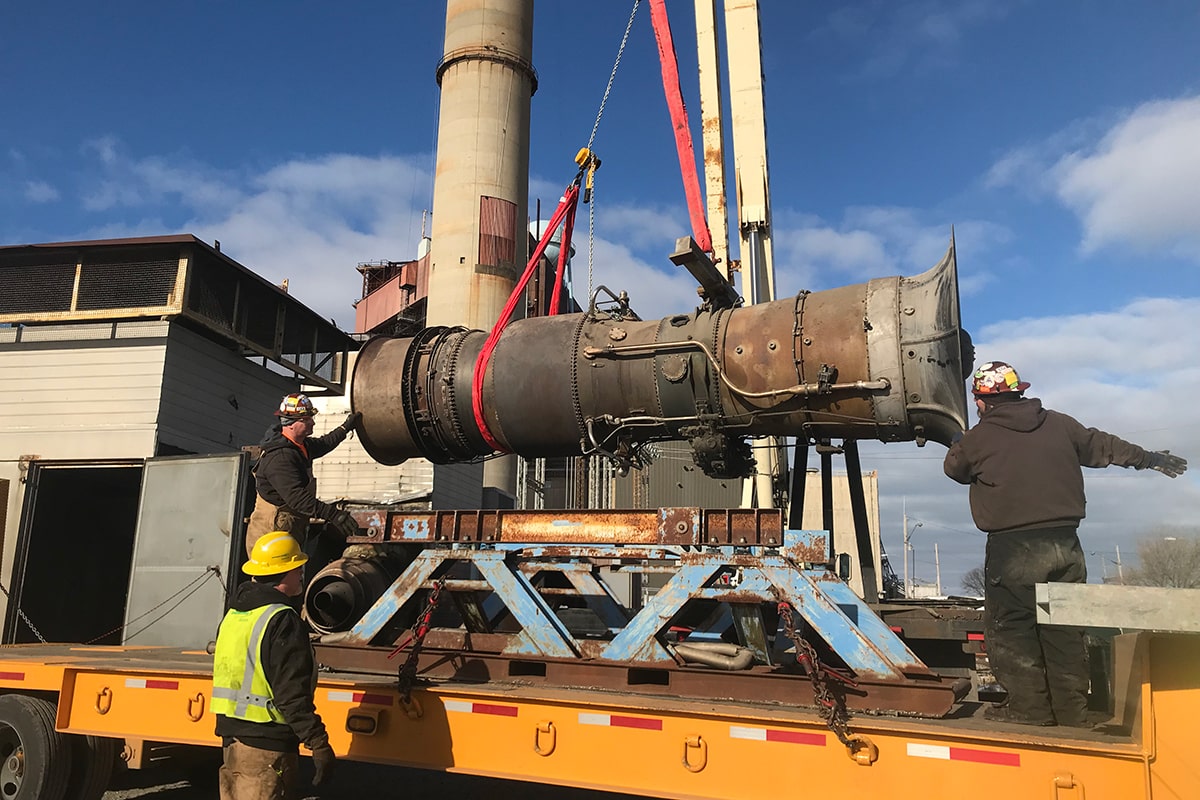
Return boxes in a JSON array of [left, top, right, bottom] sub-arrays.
[[351, 242, 972, 477]]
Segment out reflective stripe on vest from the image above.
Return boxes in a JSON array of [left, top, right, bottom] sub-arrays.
[[211, 603, 291, 724]]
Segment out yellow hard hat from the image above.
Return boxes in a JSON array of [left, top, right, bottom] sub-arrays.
[[243, 531, 308, 577]]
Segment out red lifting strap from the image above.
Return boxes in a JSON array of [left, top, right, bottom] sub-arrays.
[[649, 0, 712, 254], [471, 184, 581, 452]]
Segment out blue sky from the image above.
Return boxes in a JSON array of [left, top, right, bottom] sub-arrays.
[[4, 1, 1199, 589]]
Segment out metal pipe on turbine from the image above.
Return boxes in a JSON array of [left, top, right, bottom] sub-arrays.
[[352, 243, 972, 478]]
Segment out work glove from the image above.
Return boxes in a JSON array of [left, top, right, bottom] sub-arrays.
[[310, 741, 336, 786], [1146, 450, 1187, 478], [328, 509, 361, 540], [339, 411, 363, 434]]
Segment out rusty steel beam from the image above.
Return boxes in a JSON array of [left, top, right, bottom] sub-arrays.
[[348, 507, 791, 546], [313, 642, 965, 718]]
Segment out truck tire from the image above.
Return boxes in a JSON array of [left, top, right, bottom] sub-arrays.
[[0, 694, 72, 800], [65, 734, 120, 800]]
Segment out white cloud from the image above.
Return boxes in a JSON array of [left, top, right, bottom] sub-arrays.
[[23, 180, 58, 203], [83, 135, 120, 166], [189, 156, 432, 326], [575, 237, 707, 320], [63, 142, 698, 327], [1054, 96, 1200, 258], [984, 117, 1104, 194], [771, 206, 1007, 300], [590, 202, 687, 254], [986, 95, 1200, 261], [79, 139, 241, 212], [64, 140, 432, 325]]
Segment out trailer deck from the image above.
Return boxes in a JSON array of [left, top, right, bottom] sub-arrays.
[[0, 630, 1193, 799]]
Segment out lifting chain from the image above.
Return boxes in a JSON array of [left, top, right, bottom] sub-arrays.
[[585, 0, 640, 301], [391, 575, 447, 703], [778, 602, 858, 747]]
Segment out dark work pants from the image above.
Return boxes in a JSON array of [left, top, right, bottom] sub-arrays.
[[984, 526, 1088, 725]]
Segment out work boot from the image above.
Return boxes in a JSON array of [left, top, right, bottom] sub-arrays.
[[983, 704, 1056, 726], [1057, 710, 1112, 729]]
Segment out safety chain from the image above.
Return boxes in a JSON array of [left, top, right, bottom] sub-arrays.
[[778, 602, 856, 747], [0, 581, 47, 644], [0, 566, 221, 646], [391, 575, 447, 703]]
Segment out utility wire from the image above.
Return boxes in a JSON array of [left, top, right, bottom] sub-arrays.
[[83, 567, 223, 645], [585, 0, 641, 301]]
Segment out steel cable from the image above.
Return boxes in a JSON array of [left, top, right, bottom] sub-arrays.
[[585, 0, 641, 300]]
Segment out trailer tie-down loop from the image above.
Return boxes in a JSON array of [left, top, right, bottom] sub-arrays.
[[845, 734, 879, 766], [471, 160, 590, 452]]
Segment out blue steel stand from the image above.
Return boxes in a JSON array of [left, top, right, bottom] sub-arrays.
[[338, 530, 934, 682]]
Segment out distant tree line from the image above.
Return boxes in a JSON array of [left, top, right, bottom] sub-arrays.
[[960, 566, 986, 597], [1125, 527, 1200, 589], [958, 527, 1200, 595]]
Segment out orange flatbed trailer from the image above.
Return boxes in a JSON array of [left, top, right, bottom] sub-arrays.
[[0, 631, 1195, 799]]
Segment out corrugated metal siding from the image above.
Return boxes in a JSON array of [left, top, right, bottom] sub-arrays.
[[309, 392, 434, 503], [157, 324, 296, 455], [614, 442, 743, 508], [479, 195, 517, 268], [0, 322, 167, 457], [432, 462, 484, 509], [0, 321, 168, 625]]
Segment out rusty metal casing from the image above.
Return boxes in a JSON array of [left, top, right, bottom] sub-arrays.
[[352, 243, 971, 476]]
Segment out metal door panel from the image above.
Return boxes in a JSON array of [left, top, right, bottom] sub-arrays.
[[123, 453, 246, 647]]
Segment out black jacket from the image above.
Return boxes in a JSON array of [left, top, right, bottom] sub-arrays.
[[254, 424, 348, 521], [214, 581, 328, 752], [944, 397, 1152, 534]]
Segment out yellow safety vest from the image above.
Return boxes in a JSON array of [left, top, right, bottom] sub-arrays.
[[211, 603, 291, 724]]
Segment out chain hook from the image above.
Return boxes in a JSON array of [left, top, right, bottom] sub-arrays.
[[393, 574, 447, 703], [777, 602, 858, 748]]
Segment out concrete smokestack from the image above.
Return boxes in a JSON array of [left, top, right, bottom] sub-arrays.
[[428, 0, 535, 328], [427, 0, 536, 499]]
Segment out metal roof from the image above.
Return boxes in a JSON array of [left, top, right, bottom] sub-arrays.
[[0, 234, 358, 392]]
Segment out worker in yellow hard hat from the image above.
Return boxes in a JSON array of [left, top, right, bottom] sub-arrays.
[[212, 532, 335, 798]]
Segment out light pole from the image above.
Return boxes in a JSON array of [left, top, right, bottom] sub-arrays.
[[902, 506, 922, 599]]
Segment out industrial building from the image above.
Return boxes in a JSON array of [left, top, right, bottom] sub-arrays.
[[0, 235, 353, 644]]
